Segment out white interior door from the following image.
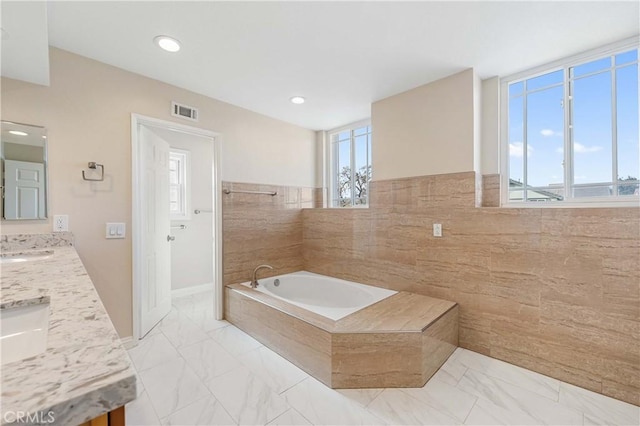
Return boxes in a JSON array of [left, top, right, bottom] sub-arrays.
[[4, 159, 45, 219], [139, 125, 172, 336]]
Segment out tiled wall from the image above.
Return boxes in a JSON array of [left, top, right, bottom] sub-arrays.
[[481, 174, 501, 207], [222, 181, 322, 285], [301, 171, 640, 405]]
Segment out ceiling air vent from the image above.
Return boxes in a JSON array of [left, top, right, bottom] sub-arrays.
[[171, 101, 198, 121]]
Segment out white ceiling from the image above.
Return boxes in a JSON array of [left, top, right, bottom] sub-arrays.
[[5, 1, 640, 131], [1, 1, 49, 85]]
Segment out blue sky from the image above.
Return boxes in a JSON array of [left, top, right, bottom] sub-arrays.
[[509, 49, 639, 191]]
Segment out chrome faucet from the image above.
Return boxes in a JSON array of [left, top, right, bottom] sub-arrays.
[[250, 264, 273, 288]]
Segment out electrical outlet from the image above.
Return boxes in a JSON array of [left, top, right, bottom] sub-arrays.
[[433, 223, 442, 237], [53, 215, 69, 232]]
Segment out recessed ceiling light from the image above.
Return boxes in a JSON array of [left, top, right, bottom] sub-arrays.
[[9, 130, 28, 136], [290, 96, 305, 105], [154, 35, 181, 52]]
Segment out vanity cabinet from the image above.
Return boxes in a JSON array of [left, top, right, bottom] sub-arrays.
[[78, 406, 125, 426]]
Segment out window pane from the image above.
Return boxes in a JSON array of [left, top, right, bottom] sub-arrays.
[[509, 82, 523, 97], [616, 50, 638, 66], [526, 70, 563, 91], [169, 186, 179, 212], [572, 71, 613, 190], [338, 131, 350, 141], [337, 140, 351, 206], [354, 126, 368, 136], [508, 95, 524, 200], [571, 57, 611, 78], [526, 85, 565, 190], [354, 134, 370, 205], [617, 63, 640, 196]]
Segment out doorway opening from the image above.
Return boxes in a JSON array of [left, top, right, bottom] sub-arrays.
[[131, 114, 222, 341]]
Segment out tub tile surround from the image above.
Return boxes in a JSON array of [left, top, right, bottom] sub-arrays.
[[301, 171, 640, 406], [222, 181, 322, 286], [225, 285, 458, 389], [128, 291, 640, 425]]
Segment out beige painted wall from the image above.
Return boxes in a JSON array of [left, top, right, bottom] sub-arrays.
[[481, 77, 500, 174], [1, 48, 316, 337], [473, 70, 482, 174], [371, 69, 475, 181]]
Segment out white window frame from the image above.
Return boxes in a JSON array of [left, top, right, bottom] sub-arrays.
[[169, 148, 191, 220], [500, 37, 639, 208], [327, 119, 372, 208]]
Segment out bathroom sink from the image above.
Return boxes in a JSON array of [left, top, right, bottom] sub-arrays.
[[0, 250, 53, 264], [0, 303, 50, 365]]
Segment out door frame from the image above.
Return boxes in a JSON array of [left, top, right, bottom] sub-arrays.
[[131, 114, 222, 342]]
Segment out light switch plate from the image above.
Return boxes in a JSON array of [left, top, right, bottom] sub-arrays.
[[433, 223, 442, 237], [106, 223, 126, 239]]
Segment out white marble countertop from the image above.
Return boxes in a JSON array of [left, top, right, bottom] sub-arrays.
[[0, 246, 136, 425]]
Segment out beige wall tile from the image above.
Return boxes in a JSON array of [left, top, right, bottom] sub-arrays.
[[481, 174, 500, 207], [222, 181, 321, 285], [300, 171, 640, 405]]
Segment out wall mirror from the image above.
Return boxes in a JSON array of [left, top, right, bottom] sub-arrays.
[[1, 121, 48, 220]]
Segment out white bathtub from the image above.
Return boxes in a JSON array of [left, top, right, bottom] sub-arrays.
[[242, 271, 397, 321]]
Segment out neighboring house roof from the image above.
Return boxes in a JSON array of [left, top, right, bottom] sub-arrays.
[[508, 179, 564, 201]]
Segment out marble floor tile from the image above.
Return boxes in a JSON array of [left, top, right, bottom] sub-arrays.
[[208, 325, 263, 356], [434, 347, 468, 386], [267, 408, 312, 425], [367, 388, 458, 425], [128, 291, 639, 426], [179, 339, 241, 383], [134, 372, 145, 398], [140, 357, 212, 419], [207, 366, 289, 425], [173, 293, 216, 316], [455, 348, 561, 401], [559, 382, 640, 426], [161, 396, 237, 426], [159, 311, 211, 349], [237, 346, 308, 394], [458, 369, 583, 425], [185, 308, 231, 332], [127, 332, 182, 372], [400, 376, 477, 422], [336, 388, 385, 407], [464, 396, 556, 425], [144, 321, 163, 338], [282, 377, 387, 425], [464, 399, 506, 425], [125, 391, 162, 426]]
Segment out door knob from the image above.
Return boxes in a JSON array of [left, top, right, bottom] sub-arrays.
[[167, 235, 175, 242]]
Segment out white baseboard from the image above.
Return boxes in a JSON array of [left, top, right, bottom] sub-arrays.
[[172, 283, 213, 298], [121, 336, 136, 349]]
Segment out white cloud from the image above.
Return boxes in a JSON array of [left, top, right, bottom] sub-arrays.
[[540, 129, 558, 137], [556, 143, 602, 154], [509, 142, 533, 158], [574, 142, 602, 153]]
